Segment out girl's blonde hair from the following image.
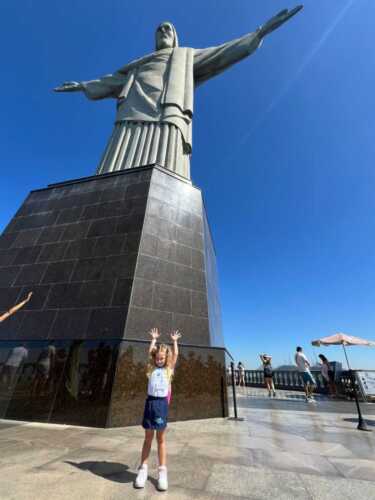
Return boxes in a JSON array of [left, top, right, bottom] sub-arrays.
[[147, 343, 174, 381]]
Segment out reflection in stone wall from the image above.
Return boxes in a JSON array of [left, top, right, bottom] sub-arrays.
[[109, 341, 228, 427]]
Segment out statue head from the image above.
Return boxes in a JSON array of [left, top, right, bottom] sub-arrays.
[[155, 22, 179, 50]]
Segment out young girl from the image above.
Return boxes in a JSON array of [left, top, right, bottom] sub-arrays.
[[134, 327, 181, 491]]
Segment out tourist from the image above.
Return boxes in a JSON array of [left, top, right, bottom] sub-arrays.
[[318, 354, 336, 397], [237, 361, 245, 386], [260, 354, 276, 397], [134, 327, 181, 492], [295, 346, 316, 403], [1, 343, 29, 389], [0, 292, 33, 322]]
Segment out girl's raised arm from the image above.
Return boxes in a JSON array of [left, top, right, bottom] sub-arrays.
[[148, 327, 160, 354], [170, 330, 182, 367]]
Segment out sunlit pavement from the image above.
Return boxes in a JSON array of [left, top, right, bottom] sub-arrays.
[[0, 390, 374, 499]]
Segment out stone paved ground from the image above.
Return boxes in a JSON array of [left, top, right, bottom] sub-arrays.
[[0, 388, 374, 499]]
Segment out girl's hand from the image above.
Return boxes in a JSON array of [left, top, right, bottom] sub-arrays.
[[170, 330, 182, 342], [149, 327, 160, 340]]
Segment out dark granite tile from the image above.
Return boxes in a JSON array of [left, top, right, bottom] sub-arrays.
[[0, 249, 16, 267], [79, 204, 101, 221], [140, 233, 158, 256], [87, 218, 118, 238], [176, 226, 193, 247], [56, 206, 84, 225], [46, 283, 82, 308], [175, 287, 192, 315], [123, 232, 142, 253], [60, 221, 91, 241], [0, 287, 22, 310], [13, 228, 43, 248], [191, 213, 203, 233], [176, 208, 192, 229], [49, 309, 91, 339], [13, 246, 42, 265], [0, 310, 24, 339], [99, 186, 126, 203], [174, 263, 193, 289], [156, 259, 178, 286], [191, 249, 204, 270], [112, 278, 133, 306], [79, 281, 114, 307], [18, 284, 51, 310], [131, 278, 153, 308], [0, 266, 21, 286], [124, 306, 172, 340], [42, 261, 75, 284], [0, 233, 17, 250], [171, 312, 192, 335], [175, 243, 192, 267], [12, 212, 59, 231], [192, 231, 204, 251], [70, 257, 106, 282], [192, 290, 209, 317], [18, 310, 57, 339], [38, 242, 69, 262], [143, 215, 176, 241], [87, 308, 128, 338], [102, 254, 137, 280], [14, 264, 47, 286], [93, 235, 126, 257], [125, 196, 148, 214], [37, 226, 64, 244], [190, 316, 210, 344], [116, 213, 145, 234], [64, 239, 96, 260], [148, 198, 178, 223], [126, 181, 150, 198], [153, 282, 175, 312], [190, 269, 206, 292]]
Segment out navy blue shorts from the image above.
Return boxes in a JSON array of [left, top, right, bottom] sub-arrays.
[[142, 396, 168, 430]]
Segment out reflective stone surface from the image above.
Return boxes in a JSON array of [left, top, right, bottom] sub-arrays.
[[0, 166, 227, 426], [0, 339, 119, 427], [124, 168, 223, 347], [109, 341, 228, 427], [0, 170, 151, 340]]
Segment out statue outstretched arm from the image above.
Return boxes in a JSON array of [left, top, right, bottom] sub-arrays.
[[194, 5, 302, 85], [54, 72, 129, 100]]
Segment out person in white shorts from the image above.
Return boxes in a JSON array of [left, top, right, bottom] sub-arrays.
[[295, 346, 316, 403]]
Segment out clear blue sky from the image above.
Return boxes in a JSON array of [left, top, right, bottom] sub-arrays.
[[1, 0, 375, 369]]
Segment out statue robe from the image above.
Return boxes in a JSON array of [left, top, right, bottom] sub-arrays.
[[82, 31, 262, 180]]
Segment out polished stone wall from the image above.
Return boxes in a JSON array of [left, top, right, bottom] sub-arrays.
[[0, 166, 228, 426], [0, 169, 151, 341]]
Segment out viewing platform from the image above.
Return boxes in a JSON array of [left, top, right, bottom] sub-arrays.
[[1, 386, 374, 499]]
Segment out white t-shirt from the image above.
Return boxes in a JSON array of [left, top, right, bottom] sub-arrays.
[[147, 368, 171, 397], [6, 346, 28, 367], [295, 352, 310, 372]]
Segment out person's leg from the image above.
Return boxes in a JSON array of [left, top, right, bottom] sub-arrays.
[[156, 429, 167, 467], [135, 429, 154, 488], [271, 378, 276, 396], [141, 429, 154, 465], [265, 378, 271, 395]]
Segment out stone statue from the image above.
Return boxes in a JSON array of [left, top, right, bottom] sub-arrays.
[[55, 6, 302, 180]]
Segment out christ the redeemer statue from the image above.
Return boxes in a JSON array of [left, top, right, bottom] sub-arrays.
[[55, 6, 302, 180]]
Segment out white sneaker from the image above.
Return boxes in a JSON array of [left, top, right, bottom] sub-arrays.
[[134, 464, 148, 488], [157, 466, 168, 491]]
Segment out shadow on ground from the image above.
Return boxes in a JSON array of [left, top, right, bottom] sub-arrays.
[[65, 460, 159, 489]]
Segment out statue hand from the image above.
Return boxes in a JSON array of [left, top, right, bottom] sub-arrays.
[[258, 5, 303, 39], [53, 81, 83, 92]]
